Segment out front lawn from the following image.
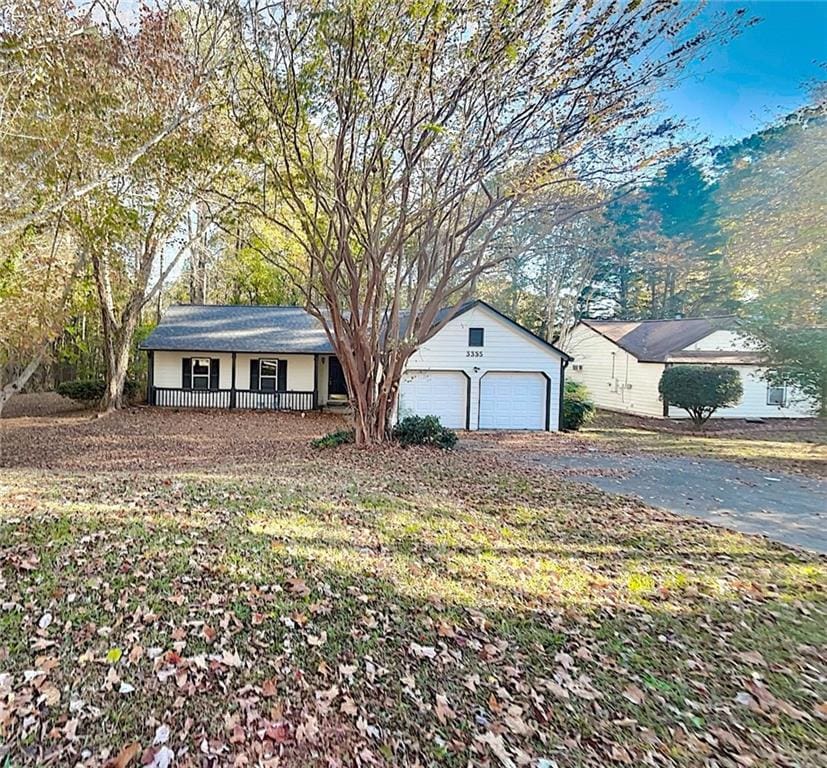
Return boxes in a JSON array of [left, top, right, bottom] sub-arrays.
[[1, 408, 825, 767]]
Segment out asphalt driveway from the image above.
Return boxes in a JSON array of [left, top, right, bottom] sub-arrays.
[[529, 452, 827, 554]]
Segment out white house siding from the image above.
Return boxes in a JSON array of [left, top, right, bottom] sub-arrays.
[[153, 351, 235, 389], [404, 305, 564, 430], [564, 325, 665, 417], [153, 351, 315, 393], [234, 354, 315, 392], [669, 364, 816, 419]]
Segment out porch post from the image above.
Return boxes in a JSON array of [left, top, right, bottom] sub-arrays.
[[230, 352, 237, 409], [313, 354, 319, 409], [147, 350, 155, 405]]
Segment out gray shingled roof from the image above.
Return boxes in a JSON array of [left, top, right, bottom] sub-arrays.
[[140, 305, 334, 354], [142, 300, 572, 360], [582, 317, 737, 362]]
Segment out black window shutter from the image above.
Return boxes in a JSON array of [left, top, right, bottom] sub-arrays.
[[277, 359, 288, 392], [182, 357, 192, 389], [250, 359, 260, 391], [210, 358, 220, 390]]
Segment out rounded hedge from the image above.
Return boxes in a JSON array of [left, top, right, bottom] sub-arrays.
[[658, 365, 742, 426]]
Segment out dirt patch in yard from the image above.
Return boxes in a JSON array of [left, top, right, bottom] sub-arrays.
[[1, 405, 347, 472], [1, 392, 90, 419], [593, 409, 827, 438]]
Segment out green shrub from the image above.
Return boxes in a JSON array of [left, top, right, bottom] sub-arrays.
[[311, 428, 355, 449], [56, 379, 140, 403], [658, 365, 743, 426], [561, 380, 595, 431], [393, 415, 458, 449], [56, 379, 104, 402]]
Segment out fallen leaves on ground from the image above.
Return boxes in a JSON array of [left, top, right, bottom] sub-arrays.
[[0, 408, 825, 767]]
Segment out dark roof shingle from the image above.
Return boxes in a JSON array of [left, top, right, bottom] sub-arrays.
[[140, 305, 334, 354], [581, 317, 737, 362], [142, 299, 572, 360]]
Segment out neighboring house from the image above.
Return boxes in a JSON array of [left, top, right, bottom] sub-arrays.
[[564, 317, 817, 419], [139, 300, 571, 431]]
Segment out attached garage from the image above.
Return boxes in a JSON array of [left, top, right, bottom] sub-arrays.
[[479, 371, 548, 430], [398, 370, 468, 429]]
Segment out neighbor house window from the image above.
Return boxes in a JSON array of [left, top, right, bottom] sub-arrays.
[[468, 328, 484, 347], [192, 358, 211, 390], [259, 359, 279, 392], [767, 384, 787, 407]]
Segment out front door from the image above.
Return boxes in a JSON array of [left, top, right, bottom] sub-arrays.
[[328, 356, 348, 398]]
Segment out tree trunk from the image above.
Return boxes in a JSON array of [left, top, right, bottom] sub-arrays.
[[509, 258, 520, 318], [544, 259, 559, 343], [0, 351, 46, 418], [619, 268, 629, 318], [100, 308, 141, 412], [331, 328, 411, 446], [341, 361, 398, 446], [189, 201, 210, 304], [93, 247, 146, 414]]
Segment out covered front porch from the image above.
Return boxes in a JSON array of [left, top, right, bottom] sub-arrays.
[[146, 350, 348, 411]]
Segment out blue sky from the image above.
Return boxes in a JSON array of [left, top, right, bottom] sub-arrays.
[[664, 0, 826, 144]]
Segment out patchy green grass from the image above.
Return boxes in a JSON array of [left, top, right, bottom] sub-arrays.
[[0, 409, 825, 767], [587, 426, 826, 475], [579, 412, 827, 478]]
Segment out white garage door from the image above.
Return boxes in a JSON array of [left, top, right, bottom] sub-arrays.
[[479, 372, 546, 430], [398, 370, 467, 429]]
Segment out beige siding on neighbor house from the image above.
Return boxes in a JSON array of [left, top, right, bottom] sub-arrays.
[[678, 330, 815, 418], [564, 325, 817, 419], [564, 324, 666, 417], [405, 304, 565, 430], [669, 363, 816, 419], [683, 329, 757, 352]]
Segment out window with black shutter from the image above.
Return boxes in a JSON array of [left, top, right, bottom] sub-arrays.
[[182, 358, 192, 389], [209, 358, 220, 390], [259, 359, 279, 392], [250, 359, 260, 391], [192, 358, 211, 390]]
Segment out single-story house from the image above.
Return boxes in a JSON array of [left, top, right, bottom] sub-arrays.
[[139, 299, 572, 430], [564, 317, 817, 419]]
